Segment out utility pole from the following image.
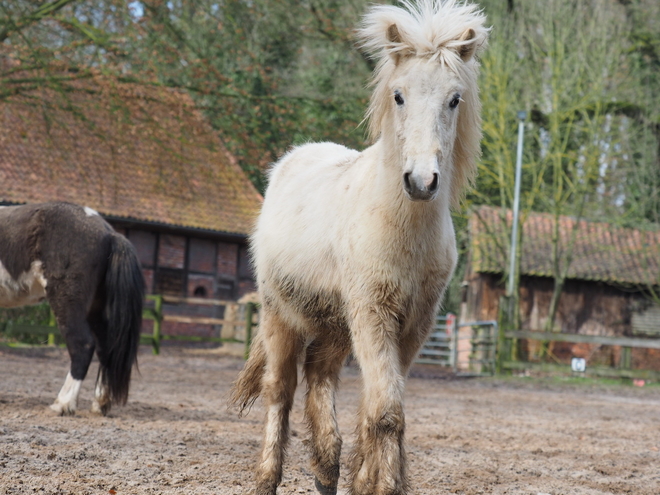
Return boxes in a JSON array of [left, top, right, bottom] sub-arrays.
[[498, 111, 527, 374], [507, 110, 526, 297]]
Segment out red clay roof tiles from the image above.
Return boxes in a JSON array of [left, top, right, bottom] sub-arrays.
[[0, 73, 262, 236], [470, 206, 660, 287]]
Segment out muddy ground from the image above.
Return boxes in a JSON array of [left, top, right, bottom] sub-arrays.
[[0, 345, 659, 495]]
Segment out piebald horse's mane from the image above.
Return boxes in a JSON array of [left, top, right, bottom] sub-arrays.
[[358, 0, 489, 207]]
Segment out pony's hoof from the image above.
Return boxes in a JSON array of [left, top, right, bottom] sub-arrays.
[[49, 402, 75, 416], [91, 400, 111, 416], [314, 477, 337, 495], [254, 480, 278, 495]]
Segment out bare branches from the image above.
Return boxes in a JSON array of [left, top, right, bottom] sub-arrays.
[[0, 0, 79, 42]]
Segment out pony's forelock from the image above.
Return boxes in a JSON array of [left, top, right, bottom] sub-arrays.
[[357, 0, 489, 208]]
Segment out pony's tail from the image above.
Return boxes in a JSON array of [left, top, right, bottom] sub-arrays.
[[102, 233, 145, 406], [229, 329, 266, 416]]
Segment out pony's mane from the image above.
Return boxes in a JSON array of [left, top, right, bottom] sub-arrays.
[[358, 0, 489, 208]]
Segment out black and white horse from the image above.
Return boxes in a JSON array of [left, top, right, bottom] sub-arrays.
[[0, 202, 145, 416]]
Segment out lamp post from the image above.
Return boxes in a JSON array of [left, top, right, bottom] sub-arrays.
[[507, 110, 526, 297]]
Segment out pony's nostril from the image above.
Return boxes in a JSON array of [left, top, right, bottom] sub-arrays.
[[429, 173, 439, 192], [403, 172, 412, 193]]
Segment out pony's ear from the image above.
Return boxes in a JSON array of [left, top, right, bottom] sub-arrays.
[[385, 22, 414, 65], [387, 23, 402, 45], [457, 28, 478, 62]]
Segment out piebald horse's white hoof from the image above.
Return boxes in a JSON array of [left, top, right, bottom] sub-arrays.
[[49, 401, 76, 416], [90, 399, 111, 416]]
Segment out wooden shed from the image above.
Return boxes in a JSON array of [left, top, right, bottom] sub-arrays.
[[461, 206, 660, 370], [0, 72, 263, 337]]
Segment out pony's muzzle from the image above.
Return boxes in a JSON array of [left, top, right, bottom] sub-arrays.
[[403, 171, 440, 201]]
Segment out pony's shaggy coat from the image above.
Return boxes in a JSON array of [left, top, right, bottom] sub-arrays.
[[0, 202, 144, 416], [231, 1, 488, 494]]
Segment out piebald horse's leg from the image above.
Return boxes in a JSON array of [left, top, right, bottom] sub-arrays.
[[88, 308, 111, 416], [303, 337, 351, 495], [255, 310, 302, 495], [348, 307, 409, 495], [50, 306, 96, 416], [91, 374, 110, 416]]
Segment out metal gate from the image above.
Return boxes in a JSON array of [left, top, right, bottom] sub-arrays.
[[416, 313, 456, 367], [416, 314, 498, 376]]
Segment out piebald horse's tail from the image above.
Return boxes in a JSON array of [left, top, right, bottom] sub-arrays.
[[230, 329, 267, 416], [101, 233, 145, 406]]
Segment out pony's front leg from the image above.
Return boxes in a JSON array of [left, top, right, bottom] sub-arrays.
[[304, 338, 351, 495], [348, 310, 409, 495], [256, 311, 302, 495]]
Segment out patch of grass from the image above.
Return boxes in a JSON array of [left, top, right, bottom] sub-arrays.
[[0, 303, 58, 346]]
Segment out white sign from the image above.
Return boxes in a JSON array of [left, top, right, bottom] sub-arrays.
[[571, 357, 586, 373]]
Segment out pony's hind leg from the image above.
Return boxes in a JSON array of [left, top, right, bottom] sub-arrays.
[[88, 308, 111, 416], [50, 307, 96, 416], [304, 336, 351, 495], [255, 310, 303, 495], [91, 370, 111, 415]]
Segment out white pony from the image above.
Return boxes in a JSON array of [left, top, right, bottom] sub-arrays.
[[231, 1, 488, 494]]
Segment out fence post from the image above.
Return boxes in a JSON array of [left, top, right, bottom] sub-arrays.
[[47, 309, 57, 346], [620, 346, 632, 370], [244, 302, 255, 360], [447, 313, 457, 371], [152, 295, 163, 355]]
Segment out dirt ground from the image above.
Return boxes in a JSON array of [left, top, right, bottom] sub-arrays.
[[1, 345, 659, 495]]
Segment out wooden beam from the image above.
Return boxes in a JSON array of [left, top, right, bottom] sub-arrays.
[[504, 330, 660, 350], [161, 295, 233, 306], [502, 361, 660, 380], [162, 315, 243, 326]]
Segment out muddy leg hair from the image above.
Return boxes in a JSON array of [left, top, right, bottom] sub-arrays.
[[348, 308, 409, 495], [304, 338, 351, 495], [255, 310, 302, 495]]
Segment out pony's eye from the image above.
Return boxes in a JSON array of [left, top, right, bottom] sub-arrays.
[[449, 94, 461, 109], [394, 90, 404, 106]]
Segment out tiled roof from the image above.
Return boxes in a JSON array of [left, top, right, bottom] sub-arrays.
[[0, 73, 262, 236], [469, 206, 660, 287]]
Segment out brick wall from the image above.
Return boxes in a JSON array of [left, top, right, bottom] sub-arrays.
[[158, 234, 186, 269], [217, 242, 238, 278], [112, 222, 255, 339], [189, 238, 216, 274]]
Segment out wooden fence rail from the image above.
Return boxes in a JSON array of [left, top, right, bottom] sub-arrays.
[[0, 296, 259, 357], [141, 295, 258, 358], [499, 330, 660, 380]]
